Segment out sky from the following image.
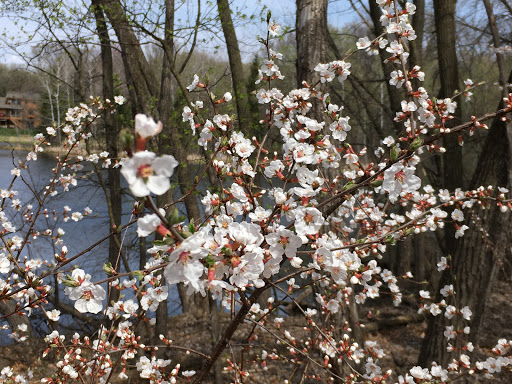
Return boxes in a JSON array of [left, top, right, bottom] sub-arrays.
[[0, 0, 360, 66], [0, 0, 493, 67]]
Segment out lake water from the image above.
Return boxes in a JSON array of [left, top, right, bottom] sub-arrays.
[[0, 146, 186, 340], [0, 147, 115, 273], [0, 145, 289, 341]]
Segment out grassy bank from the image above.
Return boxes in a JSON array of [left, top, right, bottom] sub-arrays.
[[0, 131, 204, 161], [0, 127, 36, 136], [0, 132, 89, 155], [0, 128, 40, 146], [0, 134, 36, 145]]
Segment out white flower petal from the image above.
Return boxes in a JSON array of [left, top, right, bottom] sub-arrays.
[[152, 155, 178, 178], [147, 175, 171, 196]]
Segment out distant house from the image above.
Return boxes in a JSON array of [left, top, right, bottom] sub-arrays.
[[0, 92, 40, 130]]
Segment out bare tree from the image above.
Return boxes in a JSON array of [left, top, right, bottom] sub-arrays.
[[92, 0, 122, 308]]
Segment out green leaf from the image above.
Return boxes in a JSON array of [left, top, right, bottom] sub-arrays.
[[132, 270, 145, 281], [390, 145, 399, 161], [370, 179, 383, 188], [409, 137, 423, 151], [343, 181, 354, 191], [103, 262, 115, 276]]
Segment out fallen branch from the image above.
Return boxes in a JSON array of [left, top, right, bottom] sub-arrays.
[[361, 313, 425, 332]]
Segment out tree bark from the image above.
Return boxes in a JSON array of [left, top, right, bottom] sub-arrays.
[[92, 0, 122, 306], [102, 0, 206, 319], [217, 0, 251, 132], [159, 0, 206, 319], [408, 0, 425, 120], [420, 4, 512, 364], [409, 0, 425, 70], [483, 0, 509, 100], [0, 301, 33, 339], [433, 0, 463, 256], [99, 0, 156, 113], [418, 1, 465, 366], [296, 0, 328, 120], [153, 0, 176, 343]]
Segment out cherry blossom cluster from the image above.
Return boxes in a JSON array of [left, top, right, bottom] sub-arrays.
[[127, 1, 511, 381], [40, 327, 186, 384], [0, 365, 32, 384]]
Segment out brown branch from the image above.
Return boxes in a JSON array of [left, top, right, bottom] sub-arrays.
[[192, 284, 268, 383], [498, 0, 512, 16], [320, 107, 511, 218]]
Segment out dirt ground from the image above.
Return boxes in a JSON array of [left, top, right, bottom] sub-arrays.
[[1, 280, 511, 383]]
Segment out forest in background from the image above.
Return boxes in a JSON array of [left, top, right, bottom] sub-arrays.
[[0, 0, 511, 382]]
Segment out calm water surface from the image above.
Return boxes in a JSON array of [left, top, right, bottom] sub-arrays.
[[0, 146, 185, 340], [0, 145, 284, 340]]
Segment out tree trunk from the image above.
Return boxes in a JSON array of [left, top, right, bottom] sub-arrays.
[[419, 4, 512, 364], [409, 0, 428, 290], [217, 0, 251, 132], [414, 233, 427, 282], [483, 0, 512, 281], [419, 1, 464, 366], [296, 0, 328, 120], [158, 0, 206, 319], [0, 301, 33, 339], [92, 0, 122, 305], [483, 0, 509, 100], [433, 0, 463, 256], [409, 0, 425, 70], [152, 0, 176, 343], [101, 0, 207, 319], [100, 0, 156, 113]]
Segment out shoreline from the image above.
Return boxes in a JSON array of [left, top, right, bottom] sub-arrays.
[[0, 138, 206, 162], [0, 140, 90, 156]]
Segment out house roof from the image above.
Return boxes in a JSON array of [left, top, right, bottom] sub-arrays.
[[5, 92, 39, 101], [0, 97, 23, 110]]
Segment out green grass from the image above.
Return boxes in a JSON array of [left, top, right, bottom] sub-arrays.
[[0, 127, 35, 137], [0, 128, 36, 147]]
